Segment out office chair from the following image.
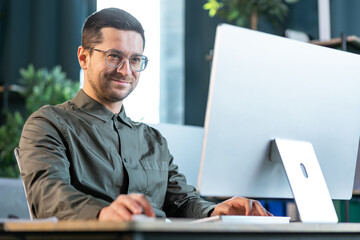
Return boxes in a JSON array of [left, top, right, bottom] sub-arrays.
[[147, 123, 204, 187], [14, 147, 34, 220]]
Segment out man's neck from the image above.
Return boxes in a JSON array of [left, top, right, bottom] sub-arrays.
[[82, 88, 123, 114], [102, 101, 123, 114]]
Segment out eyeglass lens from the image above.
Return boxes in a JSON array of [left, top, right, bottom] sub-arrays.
[[105, 50, 147, 71]]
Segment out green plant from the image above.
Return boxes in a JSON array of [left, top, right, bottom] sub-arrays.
[[20, 65, 79, 116], [0, 112, 24, 177], [0, 65, 79, 178], [203, 0, 298, 30]]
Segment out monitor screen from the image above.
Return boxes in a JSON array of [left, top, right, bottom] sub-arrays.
[[197, 24, 360, 200]]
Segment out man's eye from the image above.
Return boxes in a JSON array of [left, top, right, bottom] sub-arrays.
[[108, 53, 121, 59], [131, 57, 141, 63]]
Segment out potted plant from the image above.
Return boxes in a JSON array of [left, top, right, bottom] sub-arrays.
[[203, 0, 298, 30]]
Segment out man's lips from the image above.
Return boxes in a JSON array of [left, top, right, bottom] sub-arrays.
[[110, 78, 131, 83]]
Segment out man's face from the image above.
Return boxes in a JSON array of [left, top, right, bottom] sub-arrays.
[[84, 27, 144, 105]]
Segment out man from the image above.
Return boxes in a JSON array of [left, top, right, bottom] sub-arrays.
[[19, 8, 271, 221]]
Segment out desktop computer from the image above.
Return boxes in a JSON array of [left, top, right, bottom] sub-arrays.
[[197, 24, 360, 223]]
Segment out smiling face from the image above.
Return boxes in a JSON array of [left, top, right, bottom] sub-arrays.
[[78, 27, 144, 113]]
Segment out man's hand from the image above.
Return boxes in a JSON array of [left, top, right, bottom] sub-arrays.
[[98, 193, 155, 221], [211, 197, 272, 217]]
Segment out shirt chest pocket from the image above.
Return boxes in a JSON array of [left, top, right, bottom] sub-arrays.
[[126, 159, 168, 208]]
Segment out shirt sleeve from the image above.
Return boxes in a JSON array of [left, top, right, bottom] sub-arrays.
[[162, 150, 216, 218], [19, 107, 109, 220]]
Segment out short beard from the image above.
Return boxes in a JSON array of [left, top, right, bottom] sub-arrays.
[[89, 72, 136, 103]]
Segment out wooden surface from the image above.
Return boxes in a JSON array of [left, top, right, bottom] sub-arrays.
[[311, 35, 360, 49], [3, 220, 360, 233], [2, 220, 360, 240]]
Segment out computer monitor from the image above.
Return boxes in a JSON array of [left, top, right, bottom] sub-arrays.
[[197, 24, 360, 200]]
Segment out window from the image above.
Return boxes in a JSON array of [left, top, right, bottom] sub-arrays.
[[97, 0, 161, 123]]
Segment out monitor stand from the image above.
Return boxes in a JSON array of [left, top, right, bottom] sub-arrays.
[[270, 138, 338, 223]]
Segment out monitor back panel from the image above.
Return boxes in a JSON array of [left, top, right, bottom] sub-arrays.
[[197, 24, 360, 199]]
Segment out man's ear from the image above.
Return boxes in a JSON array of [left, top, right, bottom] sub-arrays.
[[78, 46, 89, 70]]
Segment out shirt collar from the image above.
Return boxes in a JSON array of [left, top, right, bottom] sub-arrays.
[[117, 106, 133, 128], [72, 89, 133, 128]]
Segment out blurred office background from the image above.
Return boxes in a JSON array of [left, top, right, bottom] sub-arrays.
[[2, 0, 360, 125], [1, 0, 360, 221]]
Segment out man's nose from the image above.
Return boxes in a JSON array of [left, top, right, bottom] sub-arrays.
[[117, 59, 132, 76]]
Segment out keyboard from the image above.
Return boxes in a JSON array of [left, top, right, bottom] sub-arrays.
[[131, 214, 290, 224], [192, 215, 290, 224]]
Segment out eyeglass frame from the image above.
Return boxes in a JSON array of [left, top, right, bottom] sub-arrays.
[[87, 48, 149, 72]]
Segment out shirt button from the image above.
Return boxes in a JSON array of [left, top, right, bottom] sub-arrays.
[[123, 158, 127, 162]]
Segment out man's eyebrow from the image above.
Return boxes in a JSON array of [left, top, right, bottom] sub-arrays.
[[109, 49, 144, 56]]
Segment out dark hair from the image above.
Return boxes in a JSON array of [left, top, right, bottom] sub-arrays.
[[82, 8, 145, 51]]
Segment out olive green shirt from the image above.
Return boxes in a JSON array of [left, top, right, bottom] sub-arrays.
[[19, 90, 215, 220]]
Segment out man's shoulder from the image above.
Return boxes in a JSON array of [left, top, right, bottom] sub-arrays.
[[24, 101, 78, 128], [21, 101, 74, 136], [29, 101, 71, 118]]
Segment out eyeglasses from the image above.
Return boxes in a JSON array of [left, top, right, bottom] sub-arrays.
[[91, 48, 149, 72]]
